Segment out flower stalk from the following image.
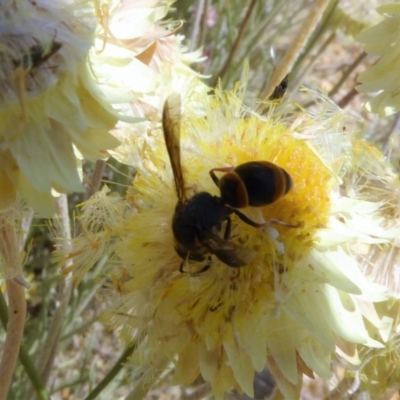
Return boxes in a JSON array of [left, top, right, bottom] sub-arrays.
[[0, 211, 26, 400], [37, 195, 73, 385], [212, 0, 258, 87], [262, 0, 330, 99]]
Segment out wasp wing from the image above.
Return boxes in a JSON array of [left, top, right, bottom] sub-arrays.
[[163, 93, 186, 203], [200, 228, 257, 267]]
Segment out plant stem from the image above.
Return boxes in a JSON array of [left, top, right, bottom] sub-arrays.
[[189, 0, 206, 52], [37, 194, 73, 386], [212, 0, 258, 87], [0, 211, 27, 400], [0, 292, 50, 400], [198, 0, 209, 51], [261, 0, 330, 100], [0, 280, 26, 400], [83, 340, 140, 400], [337, 87, 358, 108], [86, 160, 106, 199]]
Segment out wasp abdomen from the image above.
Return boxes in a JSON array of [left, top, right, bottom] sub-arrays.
[[219, 161, 292, 208]]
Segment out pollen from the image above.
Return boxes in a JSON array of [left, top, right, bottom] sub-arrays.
[[257, 123, 332, 250]]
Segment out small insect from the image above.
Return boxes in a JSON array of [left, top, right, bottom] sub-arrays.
[[269, 74, 288, 101], [12, 38, 62, 119], [163, 93, 296, 274], [13, 40, 62, 71]]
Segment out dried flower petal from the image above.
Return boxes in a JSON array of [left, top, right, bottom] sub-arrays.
[[0, 0, 119, 215]]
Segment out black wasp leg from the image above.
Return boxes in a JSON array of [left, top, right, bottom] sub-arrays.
[[232, 208, 298, 228], [179, 261, 186, 273], [222, 216, 232, 240]]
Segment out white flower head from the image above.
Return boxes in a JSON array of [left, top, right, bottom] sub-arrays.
[[67, 85, 399, 398], [0, 0, 119, 215]]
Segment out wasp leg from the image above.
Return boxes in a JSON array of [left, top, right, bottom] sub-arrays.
[[179, 260, 211, 275], [179, 261, 186, 273], [232, 208, 299, 228], [222, 216, 232, 240], [209, 166, 235, 187]]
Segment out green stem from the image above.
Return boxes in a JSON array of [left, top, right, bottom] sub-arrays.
[[83, 340, 140, 400], [37, 195, 73, 385], [212, 0, 258, 87], [124, 357, 169, 400]]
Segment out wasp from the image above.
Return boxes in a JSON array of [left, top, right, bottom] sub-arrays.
[[163, 93, 295, 273]]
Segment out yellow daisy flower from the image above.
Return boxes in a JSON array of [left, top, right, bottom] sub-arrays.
[[67, 86, 399, 398], [0, 0, 119, 215]]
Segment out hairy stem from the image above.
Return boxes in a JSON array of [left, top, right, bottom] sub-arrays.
[[37, 195, 73, 385], [0, 288, 50, 400], [0, 211, 26, 400], [261, 0, 330, 100], [0, 280, 26, 400]]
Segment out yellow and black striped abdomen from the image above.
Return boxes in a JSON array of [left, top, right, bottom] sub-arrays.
[[219, 161, 293, 208]]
